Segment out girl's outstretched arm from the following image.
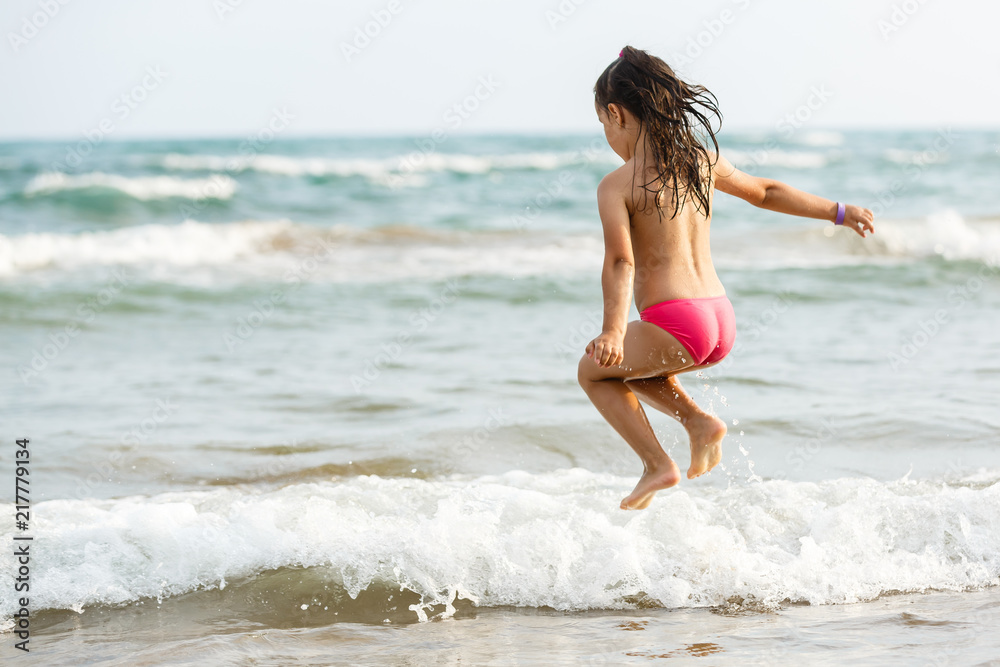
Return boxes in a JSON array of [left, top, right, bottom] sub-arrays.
[[711, 153, 875, 237], [586, 173, 634, 368]]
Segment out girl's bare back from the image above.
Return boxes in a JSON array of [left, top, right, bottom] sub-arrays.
[[606, 157, 726, 311]]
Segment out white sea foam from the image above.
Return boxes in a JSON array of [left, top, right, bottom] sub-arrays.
[[1, 469, 997, 625], [3, 214, 1000, 282], [713, 211, 1000, 270], [868, 211, 1000, 264], [0, 220, 292, 276], [23, 172, 238, 201], [157, 150, 618, 183], [0, 219, 603, 281]]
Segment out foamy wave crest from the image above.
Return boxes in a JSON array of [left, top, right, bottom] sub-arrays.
[[158, 150, 617, 183], [714, 211, 1000, 270], [6, 214, 998, 281], [23, 172, 238, 201], [867, 211, 1000, 264], [0, 220, 290, 276], [883, 148, 950, 166], [724, 149, 829, 169], [0, 219, 602, 281], [1, 469, 998, 625]]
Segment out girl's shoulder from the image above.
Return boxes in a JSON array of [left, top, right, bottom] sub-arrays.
[[597, 162, 634, 195], [597, 162, 638, 209], [703, 150, 735, 180]]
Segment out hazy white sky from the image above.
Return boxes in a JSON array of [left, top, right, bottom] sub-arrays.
[[1, 0, 998, 140]]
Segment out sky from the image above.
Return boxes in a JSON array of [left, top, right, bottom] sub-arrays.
[[1, 0, 998, 140]]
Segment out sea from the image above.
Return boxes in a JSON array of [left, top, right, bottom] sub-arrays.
[[1, 128, 1000, 666]]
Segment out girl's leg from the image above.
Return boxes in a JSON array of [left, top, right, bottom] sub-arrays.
[[577, 320, 694, 510], [624, 373, 727, 479], [578, 376, 677, 509]]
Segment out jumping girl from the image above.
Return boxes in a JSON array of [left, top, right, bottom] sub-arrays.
[[579, 46, 875, 510]]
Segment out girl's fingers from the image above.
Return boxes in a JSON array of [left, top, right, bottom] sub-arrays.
[[586, 338, 624, 366]]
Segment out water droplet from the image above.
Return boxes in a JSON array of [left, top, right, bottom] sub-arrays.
[[732, 419, 739, 425], [411, 468, 417, 473], [301, 604, 309, 610]]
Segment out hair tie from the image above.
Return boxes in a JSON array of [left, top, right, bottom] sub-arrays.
[[619, 49, 624, 58]]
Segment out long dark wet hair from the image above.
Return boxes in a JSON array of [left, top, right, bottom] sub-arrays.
[[594, 45, 723, 221]]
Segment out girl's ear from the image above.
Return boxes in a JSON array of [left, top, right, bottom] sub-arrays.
[[607, 103, 625, 128]]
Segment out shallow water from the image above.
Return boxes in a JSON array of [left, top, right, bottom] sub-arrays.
[[2, 130, 1000, 664], [22, 588, 1000, 665]]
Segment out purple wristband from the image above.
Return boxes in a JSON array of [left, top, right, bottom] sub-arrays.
[[835, 202, 846, 225]]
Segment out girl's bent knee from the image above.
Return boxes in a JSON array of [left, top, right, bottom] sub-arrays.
[[578, 354, 611, 385]]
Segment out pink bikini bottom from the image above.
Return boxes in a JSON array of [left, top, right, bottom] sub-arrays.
[[639, 294, 736, 366]]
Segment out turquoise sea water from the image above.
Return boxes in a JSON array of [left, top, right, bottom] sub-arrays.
[[2, 129, 1000, 664]]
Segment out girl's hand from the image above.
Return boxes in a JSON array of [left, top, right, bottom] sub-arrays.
[[586, 331, 625, 368], [841, 204, 875, 238]]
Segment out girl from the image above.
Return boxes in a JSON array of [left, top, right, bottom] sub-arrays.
[[579, 46, 875, 510]]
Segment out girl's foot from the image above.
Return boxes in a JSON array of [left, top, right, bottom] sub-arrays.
[[620, 458, 681, 510], [686, 414, 727, 478]]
